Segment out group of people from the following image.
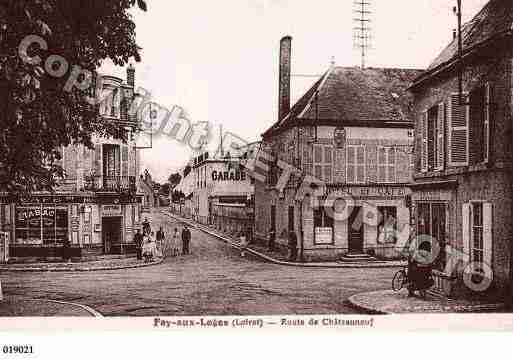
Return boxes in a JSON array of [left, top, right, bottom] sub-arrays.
[[133, 218, 192, 262]]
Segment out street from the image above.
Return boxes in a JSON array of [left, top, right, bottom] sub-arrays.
[[0, 210, 396, 316]]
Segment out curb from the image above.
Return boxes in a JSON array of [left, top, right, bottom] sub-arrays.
[[0, 258, 164, 273], [42, 299, 104, 317], [163, 211, 406, 269], [347, 290, 506, 314]]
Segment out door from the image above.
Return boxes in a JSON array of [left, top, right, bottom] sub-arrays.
[[348, 206, 364, 253], [102, 217, 122, 254]]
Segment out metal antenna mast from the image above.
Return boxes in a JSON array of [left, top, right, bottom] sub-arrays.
[[353, 0, 372, 69]]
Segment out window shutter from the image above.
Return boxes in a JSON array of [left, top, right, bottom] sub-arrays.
[[484, 83, 492, 164], [436, 102, 445, 170], [449, 93, 469, 166], [121, 145, 129, 178], [462, 203, 471, 262], [483, 202, 493, 267], [94, 144, 103, 178], [421, 111, 428, 172]]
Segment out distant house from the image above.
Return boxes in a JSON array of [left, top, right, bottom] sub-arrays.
[[409, 0, 513, 299], [138, 169, 157, 211], [255, 36, 423, 261]]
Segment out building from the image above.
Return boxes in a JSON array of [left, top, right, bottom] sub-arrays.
[[254, 36, 423, 262], [190, 152, 255, 236], [409, 0, 513, 299], [138, 169, 158, 211], [0, 65, 144, 259]]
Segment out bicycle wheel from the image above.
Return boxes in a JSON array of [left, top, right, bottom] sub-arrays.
[[392, 270, 407, 291]]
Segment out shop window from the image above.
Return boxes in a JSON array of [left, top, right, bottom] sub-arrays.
[[314, 205, 334, 245], [377, 206, 397, 243], [15, 206, 68, 246]]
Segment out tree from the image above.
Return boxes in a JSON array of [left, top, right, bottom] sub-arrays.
[[0, 0, 147, 192], [159, 182, 171, 197], [168, 172, 182, 189]]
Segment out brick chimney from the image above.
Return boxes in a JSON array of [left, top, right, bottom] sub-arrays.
[[278, 36, 292, 121], [127, 63, 135, 88]]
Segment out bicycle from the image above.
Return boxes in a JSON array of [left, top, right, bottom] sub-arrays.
[[392, 266, 409, 291]]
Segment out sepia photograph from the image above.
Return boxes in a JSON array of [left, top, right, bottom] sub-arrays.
[[1, 0, 513, 340]]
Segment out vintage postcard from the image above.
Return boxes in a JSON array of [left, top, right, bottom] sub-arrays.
[[1, 0, 513, 340]]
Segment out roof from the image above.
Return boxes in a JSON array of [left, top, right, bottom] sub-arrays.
[[263, 66, 423, 137], [414, 0, 513, 86]]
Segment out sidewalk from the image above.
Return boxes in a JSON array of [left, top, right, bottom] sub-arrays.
[[163, 210, 406, 269], [348, 290, 505, 314], [0, 295, 101, 317], [0, 257, 163, 272]]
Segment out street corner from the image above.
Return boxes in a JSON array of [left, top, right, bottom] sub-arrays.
[[347, 289, 505, 314]]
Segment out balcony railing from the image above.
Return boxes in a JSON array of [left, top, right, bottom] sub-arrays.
[[84, 176, 136, 193]]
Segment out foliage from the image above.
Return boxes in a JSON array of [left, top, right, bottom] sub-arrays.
[[0, 0, 147, 192]]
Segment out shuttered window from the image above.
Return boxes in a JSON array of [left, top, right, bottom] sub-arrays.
[[347, 145, 365, 183], [420, 111, 428, 172], [313, 144, 333, 182], [463, 202, 492, 266], [436, 103, 445, 170], [448, 93, 469, 166], [484, 83, 492, 163], [378, 147, 396, 183]]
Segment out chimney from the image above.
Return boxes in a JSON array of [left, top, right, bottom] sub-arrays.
[[127, 63, 135, 88], [278, 36, 292, 121]]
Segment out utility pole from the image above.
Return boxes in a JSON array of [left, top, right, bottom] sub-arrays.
[[353, 1, 372, 69]]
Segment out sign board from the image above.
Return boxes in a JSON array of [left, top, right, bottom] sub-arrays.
[[314, 227, 333, 245], [325, 186, 409, 199], [102, 204, 122, 217]]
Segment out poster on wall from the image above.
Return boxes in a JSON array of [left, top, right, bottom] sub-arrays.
[[314, 227, 333, 245]]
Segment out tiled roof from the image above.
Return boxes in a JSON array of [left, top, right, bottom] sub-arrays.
[[420, 0, 513, 79], [264, 66, 423, 136]]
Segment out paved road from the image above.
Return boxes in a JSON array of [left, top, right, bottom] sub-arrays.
[[0, 210, 396, 316]]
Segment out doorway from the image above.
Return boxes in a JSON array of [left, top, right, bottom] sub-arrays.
[[348, 206, 364, 254], [102, 217, 122, 254]]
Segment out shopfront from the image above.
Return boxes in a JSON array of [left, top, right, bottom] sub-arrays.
[[0, 193, 142, 259], [300, 184, 411, 261]]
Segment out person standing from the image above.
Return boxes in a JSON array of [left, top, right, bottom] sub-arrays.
[[239, 230, 248, 258], [142, 217, 151, 235], [172, 228, 180, 256], [268, 229, 276, 252], [133, 229, 143, 260], [182, 225, 191, 255], [288, 230, 298, 262], [156, 226, 165, 254]]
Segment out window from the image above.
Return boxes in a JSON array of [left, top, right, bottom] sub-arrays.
[[421, 103, 445, 172], [347, 145, 365, 183], [416, 202, 447, 270], [471, 203, 484, 264], [15, 206, 68, 246], [313, 144, 333, 182], [469, 84, 492, 164], [314, 205, 334, 245], [378, 147, 396, 183], [377, 206, 397, 243]]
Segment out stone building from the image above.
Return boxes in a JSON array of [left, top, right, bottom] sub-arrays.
[[190, 152, 254, 236], [138, 169, 158, 211], [409, 0, 513, 299], [254, 36, 422, 262], [0, 66, 144, 259]]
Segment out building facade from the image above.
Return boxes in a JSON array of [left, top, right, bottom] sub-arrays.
[[409, 0, 513, 299], [190, 152, 254, 236], [254, 36, 422, 261], [0, 66, 144, 259]]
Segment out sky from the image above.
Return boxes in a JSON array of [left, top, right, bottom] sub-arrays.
[[101, 0, 489, 183]]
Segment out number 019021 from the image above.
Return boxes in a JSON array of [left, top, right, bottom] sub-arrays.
[[2, 346, 34, 354]]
